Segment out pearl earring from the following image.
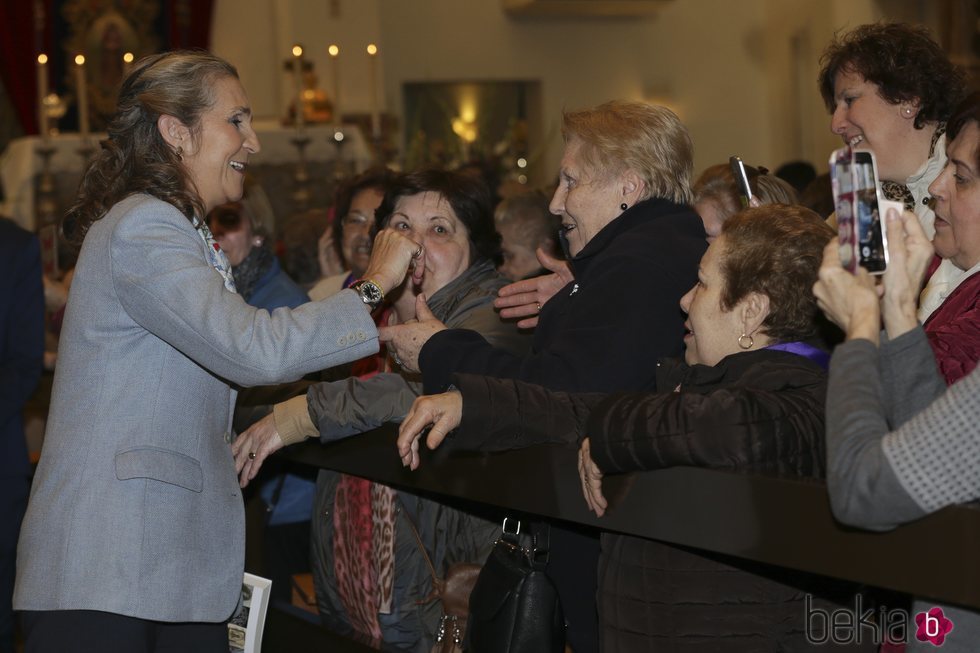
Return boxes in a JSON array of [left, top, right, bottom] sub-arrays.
[[620, 202, 628, 211]]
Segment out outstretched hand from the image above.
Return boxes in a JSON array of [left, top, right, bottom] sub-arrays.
[[578, 438, 607, 516], [494, 248, 573, 329], [378, 294, 447, 373], [231, 412, 285, 489], [397, 390, 463, 470]]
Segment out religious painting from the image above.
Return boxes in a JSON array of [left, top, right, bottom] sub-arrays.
[[60, 0, 161, 132]]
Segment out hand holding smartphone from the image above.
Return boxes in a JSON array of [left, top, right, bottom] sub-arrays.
[[829, 146, 900, 274]]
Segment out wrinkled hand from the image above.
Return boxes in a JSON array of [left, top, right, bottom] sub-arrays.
[[880, 209, 933, 339], [231, 412, 285, 488], [397, 390, 463, 470], [378, 294, 446, 373], [578, 438, 607, 516], [494, 248, 573, 328], [813, 238, 880, 343], [362, 228, 426, 294], [317, 228, 344, 278]]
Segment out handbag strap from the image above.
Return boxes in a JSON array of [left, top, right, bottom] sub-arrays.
[[396, 497, 441, 597]]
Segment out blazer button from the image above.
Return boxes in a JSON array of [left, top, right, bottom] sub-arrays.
[[337, 335, 347, 346], [356, 330, 365, 341], [223, 431, 232, 444]]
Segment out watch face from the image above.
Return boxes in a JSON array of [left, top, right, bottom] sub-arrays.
[[354, 279, 383, 307], [361, 282, 382, 303]]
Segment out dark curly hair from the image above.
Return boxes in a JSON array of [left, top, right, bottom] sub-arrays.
[[719, 205, 835, 343], [376, 168, 501, 266], [947, 91, 980, 168], [818, 22, 965, 130], [64, 51, 238, 244]]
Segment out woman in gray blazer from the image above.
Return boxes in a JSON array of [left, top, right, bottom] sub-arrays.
[[13, 51, 422, 652]]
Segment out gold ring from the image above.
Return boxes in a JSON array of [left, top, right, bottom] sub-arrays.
[[248, 451, 256, 460], [536, 302, 542, 311], [413, 246, 423, 258]]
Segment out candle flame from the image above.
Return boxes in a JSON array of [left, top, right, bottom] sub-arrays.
[[75, 54, 86, 66], [367, 44, 378, 55], [292, 45, 303, 57], [328, 45, 340, 57], [38, 54, 48, 64], [123, 52, 134, 63]]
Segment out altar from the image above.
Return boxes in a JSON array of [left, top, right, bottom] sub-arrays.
[[0, 120, 374, 232]]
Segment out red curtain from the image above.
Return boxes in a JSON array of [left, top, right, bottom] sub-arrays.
[[0, 1, 50, 135]]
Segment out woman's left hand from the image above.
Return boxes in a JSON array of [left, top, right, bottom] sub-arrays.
[[397, 390, 463, 470], [813, 238, 881, 343], [880, 208, 933, 339], [578, 438, 607, 517], [231, 412, 285, 488], [378, 294, 447, 373]]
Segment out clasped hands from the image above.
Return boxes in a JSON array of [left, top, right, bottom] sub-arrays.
[[397, 390, 609, 516]]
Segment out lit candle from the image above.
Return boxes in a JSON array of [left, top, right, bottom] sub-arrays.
[[291, 45, 305, 133], [75, 54, 89, 136], [367, 44, 380, 140], [328, 44, 340, 131], [123, 51, 134, 77], [37, 53, 48, 138]]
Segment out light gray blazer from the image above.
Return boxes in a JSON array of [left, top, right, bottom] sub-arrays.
[[14, 194, 378, 622]]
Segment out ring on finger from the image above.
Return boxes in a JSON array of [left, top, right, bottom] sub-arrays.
[[248, 451, 256, 460], [412, 246, 423, 259]]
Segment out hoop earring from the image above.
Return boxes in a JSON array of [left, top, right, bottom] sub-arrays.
[[175, 145, 183, 161], [620, 202, 628, 211], [738, 332, 754, 350]]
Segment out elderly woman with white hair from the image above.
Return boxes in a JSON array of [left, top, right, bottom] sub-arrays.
[[382, 100, 707, 653]]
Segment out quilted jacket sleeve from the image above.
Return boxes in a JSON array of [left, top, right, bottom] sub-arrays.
[[586, 360, 827, 478]]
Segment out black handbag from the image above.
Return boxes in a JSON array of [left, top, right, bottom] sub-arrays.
[[467, 519, 565, 653]]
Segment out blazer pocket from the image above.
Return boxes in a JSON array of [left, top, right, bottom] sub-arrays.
[[115, 446, 204, 493]]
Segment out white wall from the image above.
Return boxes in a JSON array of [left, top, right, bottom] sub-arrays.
[[211, 0, 912, 187]]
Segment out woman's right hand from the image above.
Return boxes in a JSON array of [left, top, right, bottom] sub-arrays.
[[813, 238, 881, 343], [880, 208, 934, 339], [396, 390, 462, 470], [361, 228, 425, 294], [494, 248, 573, 328]]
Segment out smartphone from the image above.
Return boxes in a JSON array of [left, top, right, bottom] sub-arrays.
[[729, 156, 753, 208], [828, 147, 899, 274]]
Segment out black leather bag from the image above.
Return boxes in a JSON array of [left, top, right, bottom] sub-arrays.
[[467, 519, 565, 653]]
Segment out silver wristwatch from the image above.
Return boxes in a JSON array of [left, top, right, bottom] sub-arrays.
[[350, 278, 384, 311]]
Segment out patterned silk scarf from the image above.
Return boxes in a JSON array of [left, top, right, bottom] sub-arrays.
[[194, 218, 236, 292], [881, 123, 947, 212]]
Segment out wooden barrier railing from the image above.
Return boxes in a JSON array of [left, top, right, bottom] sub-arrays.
[[286, 425, 980, 612]]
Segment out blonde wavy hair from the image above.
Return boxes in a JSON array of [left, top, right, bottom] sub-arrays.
[[561, 100, 694, 205]]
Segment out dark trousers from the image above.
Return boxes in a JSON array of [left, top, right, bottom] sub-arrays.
[[21, 610, 227, 653], [0, 475, 28, 653]]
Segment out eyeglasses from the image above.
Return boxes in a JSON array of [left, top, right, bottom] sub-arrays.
[[341, 211, 374, 230]]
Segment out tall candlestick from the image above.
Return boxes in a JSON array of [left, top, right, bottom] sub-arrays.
[[75, 54, 89, 136], [291, 45, 305, 133], [328, 44, 341, 131], [367, 43, 380, 140], [37, 53, 48, 138]]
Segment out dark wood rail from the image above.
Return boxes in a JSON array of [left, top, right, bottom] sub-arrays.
[[286, 425, 980, 612]]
